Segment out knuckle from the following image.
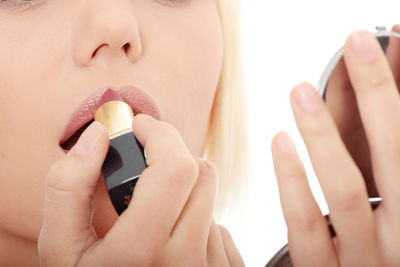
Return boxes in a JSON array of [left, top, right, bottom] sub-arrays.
[[332, 183, 366, 212], [37, 235, 74, 267], [179, 156, 199, 177], [291, 209, 323, 234], [297, 112, 333, 141], [307, 121, 333, 140], [165, 156, 199, 183], [183, 251, 207, 267], [107, 240, 159, 266], [158, 121, 180, 137], [282, 161, 306, 180], [45, 159, 85, 199], [364, 73, 394, 92], [192, 257, 207, 267], [129, 249, 156, 266], [164, 244, 207, 267], [45, 161, 71, 192]]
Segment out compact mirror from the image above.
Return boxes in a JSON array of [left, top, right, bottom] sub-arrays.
[[266, 27, 400, 267]]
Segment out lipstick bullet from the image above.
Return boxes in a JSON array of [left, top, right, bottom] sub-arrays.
[[94, 89, 147, 215]]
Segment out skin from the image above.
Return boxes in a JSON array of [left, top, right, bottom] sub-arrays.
[[0, 0, 244, 265], [272, 27, 400, 266]]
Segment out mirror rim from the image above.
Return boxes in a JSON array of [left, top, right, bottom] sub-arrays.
[[316, 27, 400, 99]]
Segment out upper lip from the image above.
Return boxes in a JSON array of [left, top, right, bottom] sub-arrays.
[[60, 85, 162, 145]]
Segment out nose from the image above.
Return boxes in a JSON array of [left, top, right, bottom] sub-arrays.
[[72, 1, 142, 67]]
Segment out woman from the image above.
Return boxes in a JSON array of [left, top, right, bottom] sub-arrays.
[[0, 0, 249, 265]]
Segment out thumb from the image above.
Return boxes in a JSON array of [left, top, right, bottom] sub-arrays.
[[38, 121, 109, 266]]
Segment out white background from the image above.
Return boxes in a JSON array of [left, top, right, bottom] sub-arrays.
[[232, 1, 399, 266]]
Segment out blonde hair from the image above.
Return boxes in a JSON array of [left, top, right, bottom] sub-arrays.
[[204, 0, 252, 222]]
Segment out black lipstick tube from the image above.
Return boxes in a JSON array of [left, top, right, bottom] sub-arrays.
[[95, 100, 146, 215]]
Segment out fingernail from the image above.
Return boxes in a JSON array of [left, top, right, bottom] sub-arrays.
[[293, 84, 321, 113], [349, 31, 378, 62], [203, 159, 212, 170], [274, 132, 296, 154], [72, 121, 105, 156], [136, 113, 154, 121]]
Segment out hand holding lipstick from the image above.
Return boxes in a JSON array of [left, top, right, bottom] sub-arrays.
[[38, 114, 244, 266]]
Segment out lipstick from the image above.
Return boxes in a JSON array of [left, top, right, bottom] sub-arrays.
[[94, 89, 147, 215]]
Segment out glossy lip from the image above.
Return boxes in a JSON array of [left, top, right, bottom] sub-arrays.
[[60, 85, 162, 145]]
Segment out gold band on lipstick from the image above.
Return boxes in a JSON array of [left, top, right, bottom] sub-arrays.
[[94, 101, 134, 137]]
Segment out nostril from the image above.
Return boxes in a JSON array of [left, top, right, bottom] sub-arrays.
[[123, 43, 131, 54], [92, 44, 108, 58], [89, 43, 133, 62]]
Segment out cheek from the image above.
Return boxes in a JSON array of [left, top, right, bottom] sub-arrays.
[[0, 21, 67, 145], [143, 11, 223, 117], [0, 17, 70, 239], [138, 10, 223, 155], [175, 17, 223, 100]]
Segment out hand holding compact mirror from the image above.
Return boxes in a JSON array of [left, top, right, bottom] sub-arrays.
[[267, 26, 400, 267], [318, 26, 400, 198]]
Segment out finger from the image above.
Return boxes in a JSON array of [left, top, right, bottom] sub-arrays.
[[171, 158, 217, 251], [207, 219, 230, 267], [217, 225, 245, 267], [290, 83, 379, 266], [344, 31, 400, 212], [325, 58, 376, 196], [38, 122, 109, 265], [387, 25, 400, 89], [325, 58, 359, 138], [271, 132, 337, 267], [107, 114, 199, 249]]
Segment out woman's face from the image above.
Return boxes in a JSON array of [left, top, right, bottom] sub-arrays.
[[0, 0, 223, 241]]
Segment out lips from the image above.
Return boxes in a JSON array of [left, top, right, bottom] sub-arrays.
[[60, 85, 162, 149]]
